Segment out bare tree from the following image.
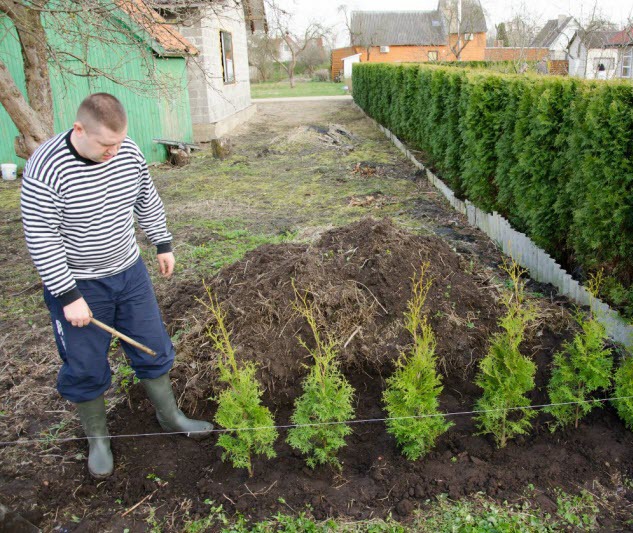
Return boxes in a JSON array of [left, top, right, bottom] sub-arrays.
[[0, 1, 56, 159], [0, 0, 208, 160], [297, 39, 327, 77], [265, 0, 330, 88], [504, 14, 539, 48], [547, 1, 621, 79], [339, 4, 380, 61], [439, 0, 487, 61], [247, 31, 277, 82]]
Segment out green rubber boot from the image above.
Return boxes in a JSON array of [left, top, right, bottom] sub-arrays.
[[75, 395, 113, 479], [141, 373, 213, 439]]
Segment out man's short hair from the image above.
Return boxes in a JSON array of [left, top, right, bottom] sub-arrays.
[[76, 93, 127, 133]]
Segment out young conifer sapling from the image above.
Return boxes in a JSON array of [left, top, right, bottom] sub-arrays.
[[474, 261, 537, 448], [202, 286, 277, 477], [545, 315, 613, 430], [383, 263, 453, 460], [286, 283, 355, 470], [546, 271, 614, 430], [612, 356, 633, 431]]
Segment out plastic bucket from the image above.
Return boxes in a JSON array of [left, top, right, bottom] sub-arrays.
[[1, 163, 17, 181]]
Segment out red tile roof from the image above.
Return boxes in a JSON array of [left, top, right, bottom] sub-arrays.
[[608, 27, 633, 46], [116, 0, 198, 56]]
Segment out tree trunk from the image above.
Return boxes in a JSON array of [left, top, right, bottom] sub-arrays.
[[0, 60, 51, 159], [288, 57, 296, 88], [0, 1, 54, 159]]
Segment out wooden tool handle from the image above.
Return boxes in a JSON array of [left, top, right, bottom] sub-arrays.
[[90, 318, 157, 357]]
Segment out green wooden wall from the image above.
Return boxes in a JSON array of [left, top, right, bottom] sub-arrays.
[[0, 12, 193, 168]]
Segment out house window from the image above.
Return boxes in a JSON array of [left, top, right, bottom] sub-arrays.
[[593, 58, 614, 71], [465, 33, 474, 41], [380, 45, 390, 53], [428, 51, 438, 61], [621, 49, 632, 78], [220, 31, 235, 83]]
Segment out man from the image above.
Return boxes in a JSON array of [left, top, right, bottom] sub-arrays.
[[21, 93, 213, 479]]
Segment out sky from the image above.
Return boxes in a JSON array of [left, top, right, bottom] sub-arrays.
[[274, 0, 633, 46]]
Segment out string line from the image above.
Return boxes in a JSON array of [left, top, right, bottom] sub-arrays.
[[1, 395, 632, 447]]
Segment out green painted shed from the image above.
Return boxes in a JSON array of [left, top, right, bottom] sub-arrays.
[[0, 0, 197, 167]]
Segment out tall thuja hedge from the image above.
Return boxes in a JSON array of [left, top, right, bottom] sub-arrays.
[[428, 69, 450, 167], [352, 63, 633, 296], [442, 70, 467, 195], [494, 77, 530, 226], [510, 78, 579, 253], [460, 74, 509, 212], [571, 84, 633, 281], [411, 68, 434, 156]]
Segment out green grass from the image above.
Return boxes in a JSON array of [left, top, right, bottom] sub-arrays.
[[179, 492, 562, 532], [0, 181, 20, 210], [251, 81, 348, 99]]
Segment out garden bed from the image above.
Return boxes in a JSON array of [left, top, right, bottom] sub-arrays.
[[2, 101, 632, 531], [11, 218, 632, 530]]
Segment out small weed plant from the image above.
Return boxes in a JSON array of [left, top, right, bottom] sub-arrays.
[[474, 261, 537, 448], [202, 286, 277, 476], [286, 283, 355, 470], [545, 315, 612, 430], [423, 493, 555, 532], [613, 356, 633, 430], [383, 264, 453, 460], [113, 353, 139, 397], [555, 488, 599, 529]]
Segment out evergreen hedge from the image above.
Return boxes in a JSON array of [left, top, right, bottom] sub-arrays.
[[353, 63, 633, 298], [436, 60, 539, 73]]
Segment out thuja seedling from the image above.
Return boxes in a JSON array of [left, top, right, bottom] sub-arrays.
[[201, 285, 277, 477], [286, 282, 355, 470], [547, 270, 614, 431], [545, 313, 612, 430], [383, 263, 453, 460], [613, 356, 633, 430], [474, 260, 537, 448]]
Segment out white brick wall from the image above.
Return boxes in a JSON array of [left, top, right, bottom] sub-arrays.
[[177, 4, 252, 125]]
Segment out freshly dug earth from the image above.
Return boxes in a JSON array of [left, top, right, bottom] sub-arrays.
[[7, 218, 633, 530]]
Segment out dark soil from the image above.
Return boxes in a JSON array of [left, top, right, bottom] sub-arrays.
[[5, 218, 630, 531]]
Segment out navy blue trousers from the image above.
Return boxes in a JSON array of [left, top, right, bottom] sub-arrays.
[[44, 258, 175, 403]]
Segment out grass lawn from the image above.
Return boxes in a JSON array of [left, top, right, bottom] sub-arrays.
[[251, 80, 348, 98]]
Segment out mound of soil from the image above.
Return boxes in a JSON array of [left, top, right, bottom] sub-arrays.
[[19, 218, 633, 530], [169, 217, 502, 408], [260, 124, 357, 157]]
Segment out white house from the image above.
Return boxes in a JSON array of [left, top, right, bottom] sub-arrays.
[[342, 53, 361, 79], [609, 27, 633, 79], [568, 30, 619, 79], [154, 1, 263, 141], [531, 15, 580, 61]]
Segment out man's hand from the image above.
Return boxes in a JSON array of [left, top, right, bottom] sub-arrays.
[[64, 298, 92, 327], [157, 252, 175, 278]]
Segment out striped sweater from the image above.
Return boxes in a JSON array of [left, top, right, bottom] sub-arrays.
[[21, 130, 172, 306]]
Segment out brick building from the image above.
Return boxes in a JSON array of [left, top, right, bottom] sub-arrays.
[[484, 48, 548, 62], [331, 0, 487, 80]]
